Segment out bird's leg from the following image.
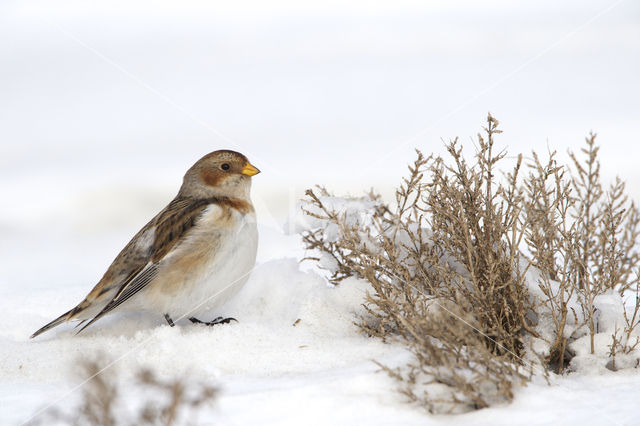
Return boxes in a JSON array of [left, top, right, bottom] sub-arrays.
[[164, 314, 175, 327], [189, 316, 237, 326]]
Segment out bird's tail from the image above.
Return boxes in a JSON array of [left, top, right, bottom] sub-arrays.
[[30, 309, 74, 339]]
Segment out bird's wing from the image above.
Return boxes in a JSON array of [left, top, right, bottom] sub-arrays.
[[31, 219, 159, 338], [75, 196, 216, 333], [75, 262, 159, 333], [150, 196, 217, 262]]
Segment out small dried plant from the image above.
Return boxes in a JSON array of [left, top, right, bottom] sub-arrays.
[[135, 368, 217, 426], [303, 115, 536, 412], [300, 114, 640, 411], [523, 136, 640, 371], [520, 149, 581, 372], [29, 355, 217, 426], [608, 275, 640, 371]]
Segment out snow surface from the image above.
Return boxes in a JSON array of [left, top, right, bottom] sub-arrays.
[[3, 199, 640, 425]]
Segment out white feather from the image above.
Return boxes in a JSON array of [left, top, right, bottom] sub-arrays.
[[139, 204, 258, 319]]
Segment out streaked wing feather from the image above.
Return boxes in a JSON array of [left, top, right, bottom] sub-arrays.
[[151, 197, 213, 262], [77, 264, 159, 333], [104, 264, 159, 313], [77, 196, 216, 333]]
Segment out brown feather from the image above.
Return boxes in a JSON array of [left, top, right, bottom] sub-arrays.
[[151, 197, 213, 262], [79, 196, 250, 316], [200, 168, 225, 188], [151, 196, 253, 261]]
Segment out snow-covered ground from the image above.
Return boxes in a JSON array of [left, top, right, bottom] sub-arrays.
[[2, 194, 640, 425]]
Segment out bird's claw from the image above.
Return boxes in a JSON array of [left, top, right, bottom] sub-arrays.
[[164, 314, 175, 327], [189, 316, 237, 326]]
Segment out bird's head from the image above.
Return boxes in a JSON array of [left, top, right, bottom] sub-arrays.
[[180, 150, 260, 199]]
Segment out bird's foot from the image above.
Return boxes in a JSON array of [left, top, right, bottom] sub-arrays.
[[189, 316, 237, 326], [164, 314, 175, 327]]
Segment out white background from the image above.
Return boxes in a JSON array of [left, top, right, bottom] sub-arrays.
[[1, 0, 639, 228]]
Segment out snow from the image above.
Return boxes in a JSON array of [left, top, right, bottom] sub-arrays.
[[3, 195, 640, 425], [1, 217, 421, 424]]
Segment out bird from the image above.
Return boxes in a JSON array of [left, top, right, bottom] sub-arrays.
[[31, 150, 260, 338]]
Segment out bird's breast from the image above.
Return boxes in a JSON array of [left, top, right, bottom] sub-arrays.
[[144, 205, 258, 317]]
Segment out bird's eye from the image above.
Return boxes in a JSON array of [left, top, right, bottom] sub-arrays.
[[221, 163, 230, 171]]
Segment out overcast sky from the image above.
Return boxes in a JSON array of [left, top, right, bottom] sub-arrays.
[[1, 0, 638, 226]]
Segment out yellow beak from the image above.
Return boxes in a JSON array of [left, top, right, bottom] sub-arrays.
[[241, 162, 260, 177]]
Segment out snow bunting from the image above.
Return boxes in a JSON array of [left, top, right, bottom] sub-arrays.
[[31, 150, 260, 338]]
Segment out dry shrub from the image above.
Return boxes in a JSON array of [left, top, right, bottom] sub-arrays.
[[301, 114, 640, 411], [303, 115, 535, 412], [524, 135, 640, 371], [30, 355, 217, 426], [606, 275, 640, 371], [374, 300, 532, 413]]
